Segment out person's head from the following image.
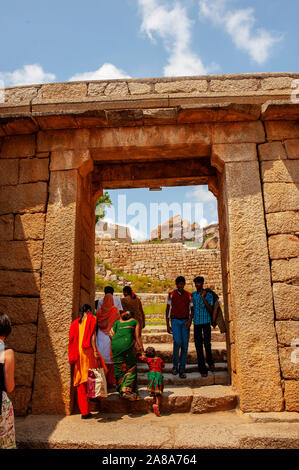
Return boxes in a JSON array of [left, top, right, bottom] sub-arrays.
[[123, 286, 135, 298], [79, 304, 92, 323], [175, 276, 186, 292], [194, 276, 204, 290], [145, 346, 156, 358], [104, 286, 114, 295], [0, 312, 12, 340], [120, 310, 134, 321]]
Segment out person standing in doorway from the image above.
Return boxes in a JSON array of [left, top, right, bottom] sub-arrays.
[[166, 276, 193, 379], [188, 276, 215, 377]]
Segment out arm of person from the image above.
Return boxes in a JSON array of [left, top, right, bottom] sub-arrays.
[[4, 349, 15, 393], [135, 322, 145, 354], [91, 330, 100, 359], [201, 291, 213, 314], [186, 305, 194, 329], [166, 294, 172, 334]]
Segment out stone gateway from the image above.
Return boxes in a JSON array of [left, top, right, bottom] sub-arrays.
[[0, 72, 298, 416]]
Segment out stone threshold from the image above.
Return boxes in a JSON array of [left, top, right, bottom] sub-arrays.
[[15, 409, 299, 449]]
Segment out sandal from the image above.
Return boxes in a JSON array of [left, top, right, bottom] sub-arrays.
[[179, 373, 187, 379], [171, 367, 178, 375], [200, 372, 208, 377]]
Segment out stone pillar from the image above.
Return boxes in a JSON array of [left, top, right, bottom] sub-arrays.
[[212, 143, 284, 412], [32, 150, 93, 414]]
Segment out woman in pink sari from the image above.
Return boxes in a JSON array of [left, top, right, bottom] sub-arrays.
[[96, 293, 120, 387]]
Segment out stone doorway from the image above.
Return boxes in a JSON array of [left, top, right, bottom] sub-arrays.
[[2, 77, 297, 416]]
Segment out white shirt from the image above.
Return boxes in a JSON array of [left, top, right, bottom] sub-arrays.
[[97, 296, 123, 312]]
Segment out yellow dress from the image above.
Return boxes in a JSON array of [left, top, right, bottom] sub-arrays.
[[73, 317, 95, 387]]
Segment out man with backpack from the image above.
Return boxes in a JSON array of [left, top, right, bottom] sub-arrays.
[[187, 276, 215, 377]]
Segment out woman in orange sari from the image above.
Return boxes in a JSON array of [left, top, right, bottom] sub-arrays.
[[69, 304, 107, 419], [96, 293, 120, 387]]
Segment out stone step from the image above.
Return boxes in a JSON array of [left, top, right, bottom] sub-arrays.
[[137, 361, 228, 374], [91, 385, 237, 415], [137, 370, 230, 387], [143, 342, 227, 363], [142, 331, 226, 343]]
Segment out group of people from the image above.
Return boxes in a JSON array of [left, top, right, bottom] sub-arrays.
[[69, 276, 223, 419]]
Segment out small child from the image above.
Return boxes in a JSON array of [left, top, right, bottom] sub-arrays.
[[140, 346, 165, 416]]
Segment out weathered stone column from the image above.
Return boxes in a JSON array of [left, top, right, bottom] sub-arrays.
[[212, 142, 284, 412], [32, 149, 93, 414]]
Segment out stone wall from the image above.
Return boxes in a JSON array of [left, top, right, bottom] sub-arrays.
[[0, 137, 49, 416], [95, 239, 223, 294], [259, 133, 299, 412]]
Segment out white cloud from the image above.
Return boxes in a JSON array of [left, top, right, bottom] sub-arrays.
[[198, 0, 282, 64], [69, 63, 131, 81], [138, 0, 215, 76], [186, 186, 216, 202], [0, 64, 56, 86]]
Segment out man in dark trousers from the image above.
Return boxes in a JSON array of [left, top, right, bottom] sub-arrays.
[[187, 276, 215, 377], [166, 276, 193, 379]]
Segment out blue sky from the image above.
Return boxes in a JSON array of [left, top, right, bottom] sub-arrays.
[[1, 0, 298, 240]]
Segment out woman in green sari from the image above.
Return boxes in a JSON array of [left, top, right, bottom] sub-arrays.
[[110, 310, 145, 401]]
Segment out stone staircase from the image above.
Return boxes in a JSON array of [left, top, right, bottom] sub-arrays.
[[91, 320, 238, 415]]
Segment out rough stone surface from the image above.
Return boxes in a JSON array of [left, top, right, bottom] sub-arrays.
[[0, 159, 19, 185], [268, 234, 299, 259], [0, 240, 43, 270], [0, 182, 48, 215], [266, 211, 299, 235], [273, 283, 299, 320], [104, 82, 129, 96], [0, 270, 40, 296], [32, 170, 81, 415], [14, 213, 46, 240], [4, 86, 39, 104], [258, 142, 287, 161], [284, 381, 299, 411], [6, 323, 37, 353], [271, 257, 299, 283], [19, 158, 49, 183], [261, 160, 299, 183], [87, 82, 107, 96], [8, 386, 32, 417], [279, 348, 299, 379], [0, 214, 14, 240], [211, 143, 257, 171], [191, 386, 237, 413], [37, 129, 90, 152], [213, 121, 265, 144], [210, 79, 258, 92], [265, 121, 299, 140], [261, 77, 293, 90], [222, 161, 284, 412], [50, 149, 93, 176], [276, 321, 299, 346], [0, 297, 39, 324], [263, 183, 299, 213], [14, 352, 35, 387], [155, 80, 208, 94], [0, 135, 35, 158], [285, 139, 299, 159], [129, 82, 152, 95], [41, 83, 87, 100]]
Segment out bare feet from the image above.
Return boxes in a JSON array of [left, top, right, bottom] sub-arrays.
[[152, 404, 160, 416]]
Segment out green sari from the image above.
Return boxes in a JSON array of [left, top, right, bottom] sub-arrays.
[[111, 318, 139, 400]]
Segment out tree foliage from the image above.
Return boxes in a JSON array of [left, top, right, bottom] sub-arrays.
[[95, 191, 112, 224]]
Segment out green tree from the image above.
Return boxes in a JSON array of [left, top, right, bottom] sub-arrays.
[[95, 191, 112, 224]]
